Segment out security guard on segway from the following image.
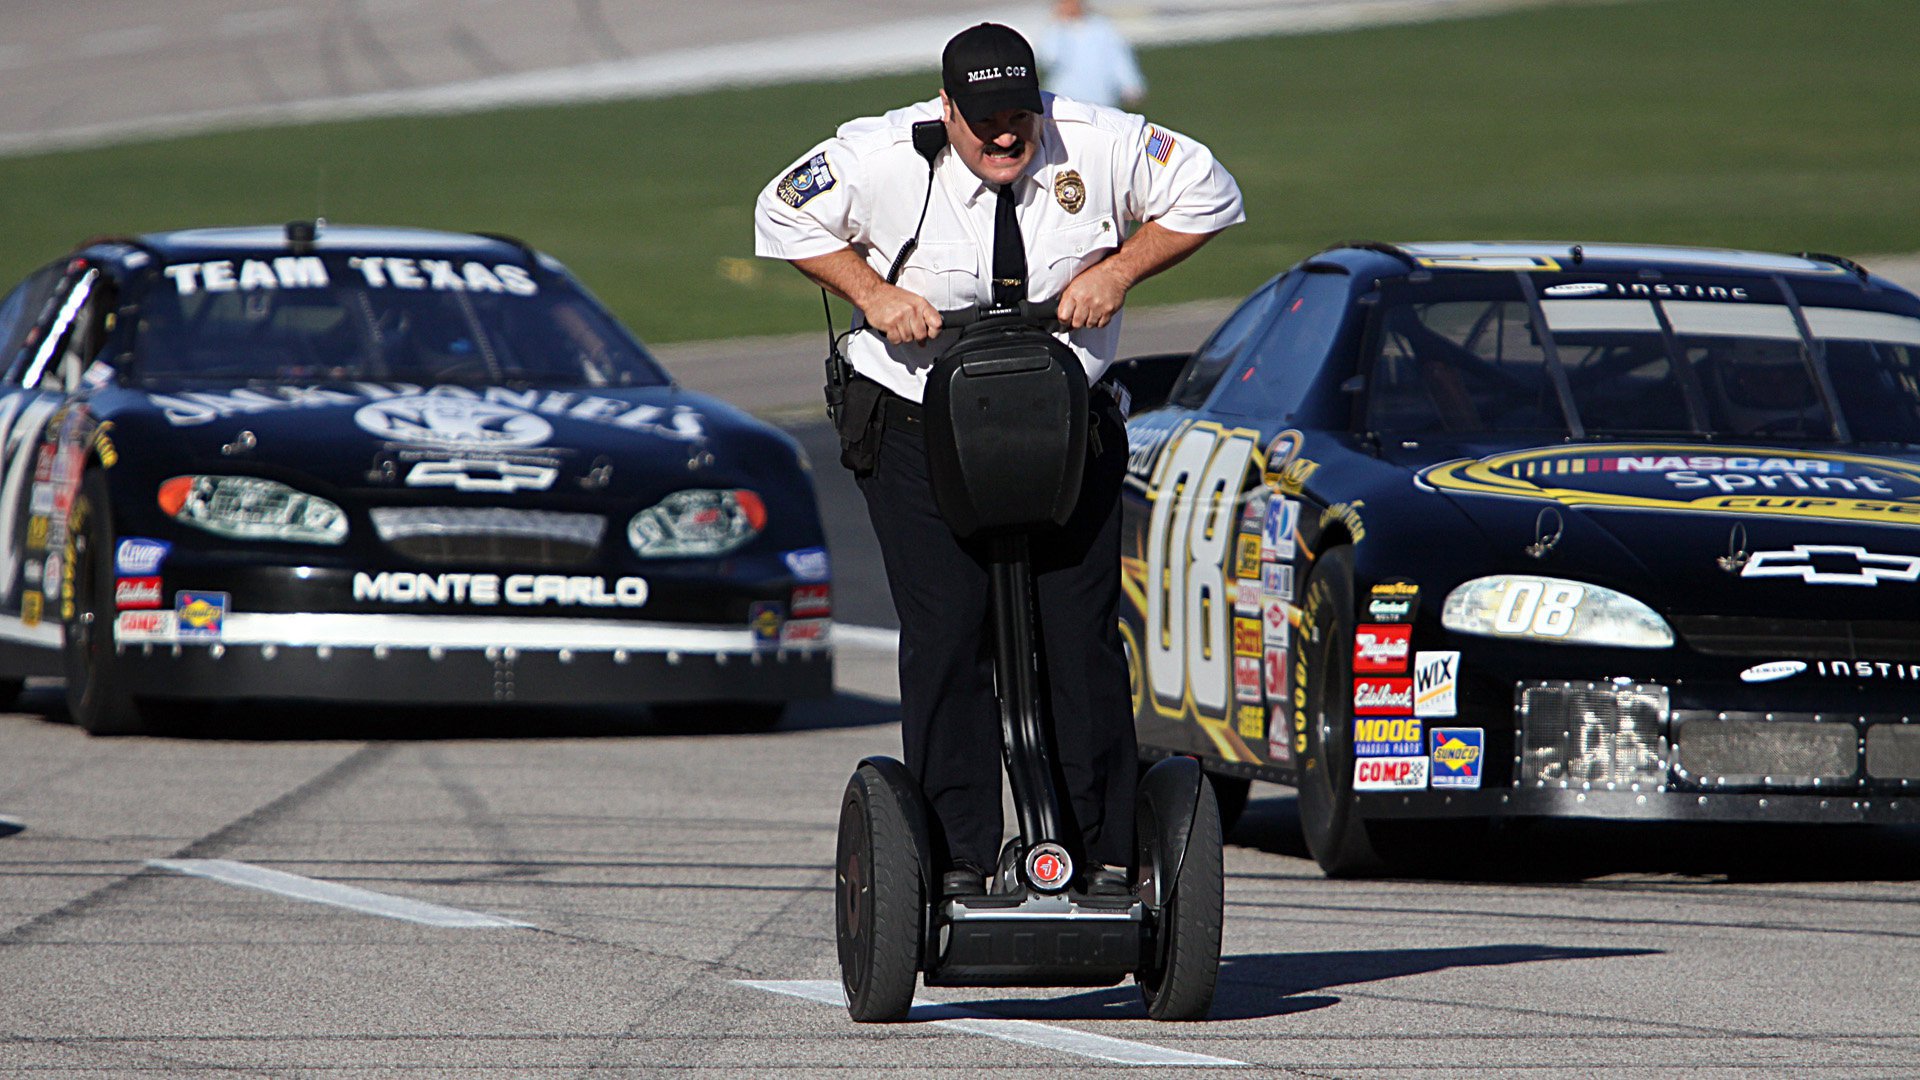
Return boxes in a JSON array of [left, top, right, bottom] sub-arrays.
[[754, 23, 1244, 1021]]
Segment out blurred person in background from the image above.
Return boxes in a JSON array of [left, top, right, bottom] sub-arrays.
[[1037, 0, 1146, 108]]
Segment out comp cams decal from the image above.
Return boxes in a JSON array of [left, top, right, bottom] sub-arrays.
[[1421, 444, 1920, 528], [1352, 717, 1427, 791], [149, 383, 707, 443]]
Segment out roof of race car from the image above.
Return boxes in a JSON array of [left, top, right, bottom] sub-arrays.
[[121, 224, 537, 263], [1330, 240, 1867, 282]]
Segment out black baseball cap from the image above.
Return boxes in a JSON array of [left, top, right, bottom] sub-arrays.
[[942, 23, 1043, 121]]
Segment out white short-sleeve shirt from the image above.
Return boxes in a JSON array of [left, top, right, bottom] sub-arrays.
[[753, 93, 1245, 403]]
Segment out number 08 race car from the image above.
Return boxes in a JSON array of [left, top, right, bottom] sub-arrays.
[[0, 224, 832, 734], [1116, 241, 1920, 875]]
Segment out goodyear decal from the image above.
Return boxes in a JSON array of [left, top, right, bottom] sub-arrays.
[[1421, 443, 1920, 529]]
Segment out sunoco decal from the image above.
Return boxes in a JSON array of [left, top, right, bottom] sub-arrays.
[[1421, 443, 1920, 528], [1429, 727, 1484, 789]]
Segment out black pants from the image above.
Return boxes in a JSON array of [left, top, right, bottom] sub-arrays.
[[855, 393, 1136, 872]]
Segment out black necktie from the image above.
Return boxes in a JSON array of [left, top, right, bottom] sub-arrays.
[[992, 182, 1027, 308]]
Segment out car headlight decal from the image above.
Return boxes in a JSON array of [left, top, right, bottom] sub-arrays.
[[158, 475, 348, 545], [1441, 575, 1673, 648], [627, 489, 765, 558]]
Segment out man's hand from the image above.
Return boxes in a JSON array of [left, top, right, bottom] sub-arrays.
[[859, 282, 944, 345], [1057, 262, 1130, 329], [789, 248, 944, 345]]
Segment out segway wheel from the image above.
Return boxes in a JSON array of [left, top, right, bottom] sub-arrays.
[[1138, 775, 1224, 1021], [835, 765, 924, 1022]]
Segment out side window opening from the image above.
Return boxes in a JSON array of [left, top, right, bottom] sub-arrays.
[[1167, 277, 1292, 411]]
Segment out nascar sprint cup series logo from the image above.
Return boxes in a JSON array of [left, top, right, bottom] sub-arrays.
[[355, 396, 552, 449]]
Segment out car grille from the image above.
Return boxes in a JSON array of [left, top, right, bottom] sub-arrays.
[[369, 507, 606, 567], [1671, 715, 1857, 787], [1866, 724, 1920, 780], [1516, 681, 1669, 789], [1673, 616, 1920, 662]]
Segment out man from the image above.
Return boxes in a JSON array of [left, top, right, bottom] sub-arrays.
[[1038, 0, 1146, 108], [754, 23, 1242, 896]]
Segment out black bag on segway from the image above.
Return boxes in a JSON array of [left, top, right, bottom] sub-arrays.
[[921, 319, 1088, 538]]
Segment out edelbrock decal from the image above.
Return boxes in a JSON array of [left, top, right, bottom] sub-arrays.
[[1740, 660, 1807, 683]]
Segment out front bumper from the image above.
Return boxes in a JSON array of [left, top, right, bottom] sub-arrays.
[[1357, 786, 1920, 824], [112, 613, 833, 705]]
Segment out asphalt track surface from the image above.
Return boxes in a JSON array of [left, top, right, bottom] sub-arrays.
[[5, 419, 1920, 1077]]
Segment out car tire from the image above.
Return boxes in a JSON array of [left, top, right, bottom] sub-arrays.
[[1294, 546, 1388, 877], [1209, 774, 1252, 838], [63, 471, 147, 737]]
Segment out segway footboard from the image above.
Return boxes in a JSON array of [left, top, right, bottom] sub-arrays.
[[925, 893, 1144, 988]]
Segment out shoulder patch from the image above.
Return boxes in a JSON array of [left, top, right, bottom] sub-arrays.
[[1145, 126, 1176, 165], [777, 152, 837, 208]]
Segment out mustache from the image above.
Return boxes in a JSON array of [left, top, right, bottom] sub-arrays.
[[982, 137, 1026, 158]]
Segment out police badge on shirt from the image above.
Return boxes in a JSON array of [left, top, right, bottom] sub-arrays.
[[777, 152, 837, 208]]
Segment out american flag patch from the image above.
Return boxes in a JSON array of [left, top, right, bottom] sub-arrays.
[[1145, 126, 1176, 164]]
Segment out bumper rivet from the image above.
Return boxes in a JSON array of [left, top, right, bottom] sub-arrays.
[[429, 645, 445, 661], [667, 651, 682, 666], [486, 646, 500, 661], [261, 645, 276, 660], [373, 645, 390, 660], [715, 652, 729, 666], [614, 650, 629, 665], [209, 644, 225, 659], [558, 649, 573, 664], [317, 645, 332, 660]]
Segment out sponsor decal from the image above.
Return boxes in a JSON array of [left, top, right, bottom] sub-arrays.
[[115, 577, 162, 610], [1233, 616, 1262, 658], [161, 256, 330, 295], [406, 459, 558, 492], [115, 610, 176, 642], [1542, 282, 1609, 297], [1813, 660, 1920, 681], [348, 257, 536, 295], [1414, 253, 1561, 271], [1354, 756, 1428, 790], [784, 547, 830, 582], [749, 601, 784, 647], [1263, 562, 1294, 603], [1740, 660, 1806, 683], [176, 590, 227, 638], [1234, 578, 1260, 617], [1353, 677, 1413, 715], [1412, 651, 1460, 718], [1421, 444, 1920, 529], [1234, 655, 1263, 704], [1263, 646, 1287, 699], [1367, 579, 1419, 623], [1429, 727, 1484, 789], [1740, 545, 1920, 585], [1124, 413, 1181, 479], [25, 516, 47, 549], [1234, 534, 1261, 580], [1263, 498, 1298, 560], [353, 571, 648, 608], [790, 584, 831, 618], [357, 396, 553, 450], [776, 152, 836, 208], [1241, 487, 1269, 526], [1053, 169, 1086, 214], [20, 591, 41, 628], [1353, 624, 1411, 673], [1262, 593, 1290, 647], [1354, 716, 1423, 757], [780, 617, 829, 645], [148, 383, 706, 442], [1236, 702, 1264, 740], [1267, 710, 1293, 764]]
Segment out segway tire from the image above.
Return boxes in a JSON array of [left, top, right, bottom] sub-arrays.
[[835, 765, 924, 1022], [1138, 774, 1224, 1021]]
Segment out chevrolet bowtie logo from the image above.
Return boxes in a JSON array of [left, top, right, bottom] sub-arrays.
[[1740, 544, 1920, 586]]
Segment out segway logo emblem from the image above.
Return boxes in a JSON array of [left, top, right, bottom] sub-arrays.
[[1025, 843, 1072, 891]]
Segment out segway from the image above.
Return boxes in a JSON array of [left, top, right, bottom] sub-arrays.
[[834, 299, 1224, 1023]]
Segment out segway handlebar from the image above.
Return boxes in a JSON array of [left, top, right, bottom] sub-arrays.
[[937, 298, 1060, 330]]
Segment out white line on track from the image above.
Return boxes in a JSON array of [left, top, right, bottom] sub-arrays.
[[834, 624, 901, 652], [736, 979, 1245, 1067], [146, 859, 534, 929]]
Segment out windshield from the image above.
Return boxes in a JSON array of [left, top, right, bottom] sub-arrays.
[[1366, 276, 1920, 443], [127, 253, 671, 388]]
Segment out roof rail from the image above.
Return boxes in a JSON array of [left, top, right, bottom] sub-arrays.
[[1795, 251, 1870, 279], [1316, 240, 1418, 267], [69, 234, 164, 263], [475, 230, 541, 265]]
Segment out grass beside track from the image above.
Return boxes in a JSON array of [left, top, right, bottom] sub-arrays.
[[1, 0, 1917, 343]]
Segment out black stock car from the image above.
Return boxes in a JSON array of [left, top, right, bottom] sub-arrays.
[[1116, 241, 1920, 875], [0, 224, 832, 734]]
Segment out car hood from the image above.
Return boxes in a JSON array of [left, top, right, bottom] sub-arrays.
[[91, 381, 804, 501], [1387, 438, 1920, 620]]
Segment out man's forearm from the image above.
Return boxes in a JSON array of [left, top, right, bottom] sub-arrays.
[[789, 247, 887, 308], [1097, 221, 1220, 290]]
